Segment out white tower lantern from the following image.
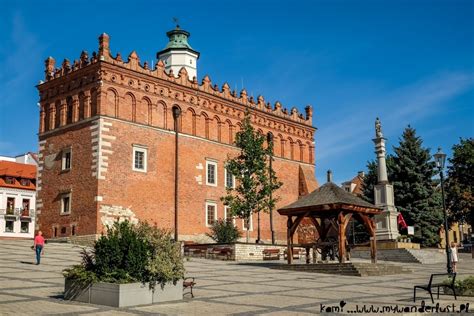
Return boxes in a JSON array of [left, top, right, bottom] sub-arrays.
[[157, 25, 200, 80]]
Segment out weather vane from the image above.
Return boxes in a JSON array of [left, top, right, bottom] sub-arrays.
[[173, 17, 180, 28]]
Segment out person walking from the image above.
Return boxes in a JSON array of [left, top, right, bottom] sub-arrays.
[[34, 231, 45, 265], [450, 241, 458, 274]]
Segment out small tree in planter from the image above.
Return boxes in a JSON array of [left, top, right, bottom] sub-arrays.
[[206, 219, 241, 243], [63, 220, 185, 307]]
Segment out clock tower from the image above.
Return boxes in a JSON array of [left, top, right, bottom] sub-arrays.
[[157, 25, 200, 80]]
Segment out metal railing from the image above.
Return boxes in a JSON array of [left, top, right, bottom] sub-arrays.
[[0, 208, 35, 218]]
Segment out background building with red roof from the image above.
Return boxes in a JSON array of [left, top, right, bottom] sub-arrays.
[[0, 155, 37, 238]]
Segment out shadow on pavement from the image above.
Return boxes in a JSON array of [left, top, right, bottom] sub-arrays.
[[20, 261, 35, 265]]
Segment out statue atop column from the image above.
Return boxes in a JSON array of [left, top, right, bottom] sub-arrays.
[[373, 117, 399, 241], [375, 117, 383, 138]]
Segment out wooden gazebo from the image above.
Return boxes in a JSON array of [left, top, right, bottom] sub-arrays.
[[278, 171, 382, 264]]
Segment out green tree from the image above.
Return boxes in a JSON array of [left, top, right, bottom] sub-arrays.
[[221, 112, 282, 242], [446, 138, 474, 227], [390, 126, 443, 247], [361, 160, 378, 204], [206, 219, 242, 243]]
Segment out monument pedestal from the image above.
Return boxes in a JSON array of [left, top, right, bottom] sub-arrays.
[[374, 183, 400, 241]]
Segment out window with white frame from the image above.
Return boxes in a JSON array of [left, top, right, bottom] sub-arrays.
[[205, 202, 217, 227], [224, 206, 236, 225], [206, 160, 217, 186], [243, 215, 253, 231], [132, 145, 147, 172], [224, 167, 235, 189], [61, 147, 72, 171], [60, 193, 71, 214]]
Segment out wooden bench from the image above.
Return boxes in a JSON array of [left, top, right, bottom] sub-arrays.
[[183, 277, 196, 298], [284, 248, 303, 260], [184, 246, 207, 257], [208, 247, 233, 260], [262, 248, 280, 260], [414, 273, 457, 303]]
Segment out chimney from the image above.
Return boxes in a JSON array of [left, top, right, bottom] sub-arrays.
[[327, 170, 333, 183], [98, 33, 110, 58], [358, 171, 365, 178]]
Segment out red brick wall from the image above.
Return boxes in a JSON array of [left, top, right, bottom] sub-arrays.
[[93, 117, 310, 241], [36, 54, 318, 242], [37, 121, 98, 238]]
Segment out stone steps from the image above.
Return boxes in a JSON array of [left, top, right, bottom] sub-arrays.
[[352, 249, 420, 263], [352, 248, 446, 264], [270, 262, 410, 276]]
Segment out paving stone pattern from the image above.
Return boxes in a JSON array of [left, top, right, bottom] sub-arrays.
[[0, 240, 473, 315]]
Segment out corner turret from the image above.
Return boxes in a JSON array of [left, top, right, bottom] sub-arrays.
[[156, 25, 200, 80]]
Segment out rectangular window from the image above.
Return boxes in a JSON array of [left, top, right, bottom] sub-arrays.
[[21, 222, 29, 233], [71, 225, 76, 236], [61, 193, 71, 214], [62, 148, 72, 171], [6, 197, 15, 214], [61, 227, 67, 235], [5, 220, 14, 233], [205, 202, 217, 227], [206, 160, 217, 186], [243, 215, 253, 231], [53, 227, 58, 237], [5, 177, 14, 185], [225, 167, 235, 189], [224, 206, 235, 225], [21, 199, 30, 217], [133, 146, 147, 172], [20, 179, 30, 186]]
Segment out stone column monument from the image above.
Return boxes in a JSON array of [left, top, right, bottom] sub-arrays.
[[373, 118, 400, 241]]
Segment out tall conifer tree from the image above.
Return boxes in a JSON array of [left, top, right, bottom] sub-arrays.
[[446, 138, 474, 227], [390, 126, 443, 246], [361, 160, 378, 204]]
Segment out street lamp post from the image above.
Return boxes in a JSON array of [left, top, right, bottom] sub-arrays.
[[267, 132, 275, 245], [434, 147, 452, 274], [172, 106, 181, 242]]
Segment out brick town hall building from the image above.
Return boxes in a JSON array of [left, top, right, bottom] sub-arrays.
[[36, 26, 318, 243]]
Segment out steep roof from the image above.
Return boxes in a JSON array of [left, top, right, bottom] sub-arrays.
[[278, 181, 380, 215], [341, 173, 364, 196], [0, 161, 37, 191]]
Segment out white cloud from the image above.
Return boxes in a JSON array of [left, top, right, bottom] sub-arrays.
[[316, 72, 474, 162]]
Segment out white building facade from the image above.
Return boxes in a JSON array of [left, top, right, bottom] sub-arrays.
[[0, 155, 37, 238]]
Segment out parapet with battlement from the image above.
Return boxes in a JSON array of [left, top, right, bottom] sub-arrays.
[[40, 33, 314, 127]]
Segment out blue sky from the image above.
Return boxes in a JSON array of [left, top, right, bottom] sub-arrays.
[[0, 0, 473, 184]]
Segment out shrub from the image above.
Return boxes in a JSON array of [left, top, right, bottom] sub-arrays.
[[63, 220, 184, 290], [443, 275, 474, 296], [206, 219, 241, 243]]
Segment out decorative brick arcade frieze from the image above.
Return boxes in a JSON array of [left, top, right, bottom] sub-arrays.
[[37, 33, 316, 165], [90, 118, 115, 180]]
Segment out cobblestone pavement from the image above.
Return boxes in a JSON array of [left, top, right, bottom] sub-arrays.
[[0, 239, 473, 315]]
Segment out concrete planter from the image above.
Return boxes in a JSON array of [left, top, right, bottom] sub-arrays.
[[64, 278, 183, 307]]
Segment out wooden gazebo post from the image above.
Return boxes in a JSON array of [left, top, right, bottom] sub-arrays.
[[337, 211, 353, 264], [287, 216, 293, 264]]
